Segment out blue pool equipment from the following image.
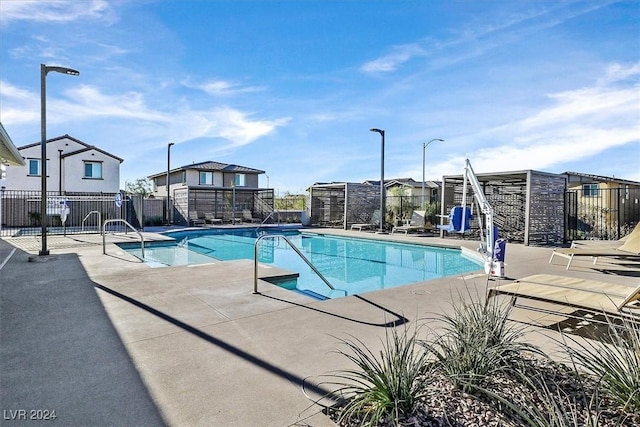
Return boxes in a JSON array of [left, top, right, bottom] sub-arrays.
[[437, 206, 473, 232]]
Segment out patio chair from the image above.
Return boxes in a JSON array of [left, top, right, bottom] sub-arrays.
[[570, 222, 640, 248], [188, 211, 206, 227], [487, 273, 640, 319], [222, 212, 243, 224], [242, 210, 261, 223], [549, 230, 640, 269], [437, 206, 473, 233], [204, 212, 223, 225], [350, 210, 380, 231], [391, 210, 426, 235]]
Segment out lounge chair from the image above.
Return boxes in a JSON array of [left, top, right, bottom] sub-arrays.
[[242, 209, 261, 223], [549, 230, 640, 269], [188, 211, 206, 227], [392, 210, 426, 235], [350, 210, 381, 231], [223, 212, 243, 224], [204, 212, 223, 225], [570, 223, 640, 248], [487, 273, 640, 319]]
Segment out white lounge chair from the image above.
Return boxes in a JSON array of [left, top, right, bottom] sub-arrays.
[[549, 229, 640, 269], [487, 273, 640, 319], [391, 210, 426, 235], [350, 210, 381, 231]]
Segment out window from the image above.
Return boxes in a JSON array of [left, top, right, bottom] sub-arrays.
[[582, 183, 598, 197], [84, 161, 102, 179], [199, 171, 213, 185], [27, 159, 49, 176], [234, 174, 246, 186], [29, 159, 41, 176]]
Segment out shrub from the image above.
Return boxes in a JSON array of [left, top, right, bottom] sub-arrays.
[[326, 324, 428, 426], [420, 291, 542, 393], [562, 316, 640, 413]]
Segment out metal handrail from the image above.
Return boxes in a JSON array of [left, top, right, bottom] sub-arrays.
[[81, 210, 102, 233], [253, 234, 346, 296], [255, 211, 279, 230], [102, 219, 145, 260]]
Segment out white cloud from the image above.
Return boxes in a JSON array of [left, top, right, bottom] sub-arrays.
[[360, 43, 425, 73], [428, 63, 640, 177], [0, 0, 113, 25], [360, 1, 619, 76], [182, 78, 266, 96], [0, 81, 289, 150]]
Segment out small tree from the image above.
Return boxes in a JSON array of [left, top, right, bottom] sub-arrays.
[[125, 178, 153, 197]]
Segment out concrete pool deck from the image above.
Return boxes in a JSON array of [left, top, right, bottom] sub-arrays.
[[1, 228, 639, 426]]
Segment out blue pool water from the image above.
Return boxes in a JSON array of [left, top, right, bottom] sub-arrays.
[[117, 228, 482, 299]]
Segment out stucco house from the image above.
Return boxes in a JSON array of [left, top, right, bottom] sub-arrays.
[[148, 161, 273, 224], [564, 171, 640, 239], [4, 134, 123, 193]]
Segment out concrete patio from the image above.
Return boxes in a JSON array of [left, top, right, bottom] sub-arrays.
[[1, 228, 638, 426]]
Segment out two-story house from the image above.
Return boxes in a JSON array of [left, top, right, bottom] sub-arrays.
[[564, 171, 640, 239], [4, 134, 123, 193], [148, 160, 271, 224]]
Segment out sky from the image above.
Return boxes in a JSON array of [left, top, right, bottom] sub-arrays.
[[1, 0, 639, 194]]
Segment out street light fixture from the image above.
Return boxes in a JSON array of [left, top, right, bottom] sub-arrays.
[[422, 138, 444, 208], [370, 128, 386, 233], [167, 142, 174, 224], [40, 64, 79, 256]]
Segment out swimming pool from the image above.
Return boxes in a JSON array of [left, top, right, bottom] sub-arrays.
[[118, 228, 482, 299]]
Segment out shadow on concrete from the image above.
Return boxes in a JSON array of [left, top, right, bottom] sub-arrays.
[[0, 243, 165, 426], [93, 283, 339, 401], [260, 293, 409, 328]]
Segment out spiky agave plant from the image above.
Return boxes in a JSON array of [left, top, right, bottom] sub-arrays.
[[326, 324, 429, 427], [561, 315, 640, 413], [472, 365, 605, 427], [420, 291, 543, 393]]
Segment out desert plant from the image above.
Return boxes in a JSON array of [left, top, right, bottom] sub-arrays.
[[474, 364, 605, 427], [561, 316, 640, 413], [326, 324, 428, 426], [420, 291, 543, 393]]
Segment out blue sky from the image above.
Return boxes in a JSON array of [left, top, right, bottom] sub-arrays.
[[1, 0, 639, 194]]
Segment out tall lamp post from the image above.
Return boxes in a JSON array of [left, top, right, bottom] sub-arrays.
[[421, 138, 444, 208], [370, 128, 386, 233], [167, 142, 174, 224], [40, 64, 79, 256]]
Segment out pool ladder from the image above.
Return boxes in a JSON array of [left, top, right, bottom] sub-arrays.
[[102, 219, 145, 261], [253, 234, 346, 296]]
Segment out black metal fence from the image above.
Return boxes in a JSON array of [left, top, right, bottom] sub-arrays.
[[566, 187, 640, 241], [0, 190, 132, 237]]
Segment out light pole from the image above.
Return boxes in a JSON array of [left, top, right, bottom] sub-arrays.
[[422, 138, 444, 208], [167, 142, 174, 224], [40, 64, 79, 256], [370, 128, 385, 233]]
